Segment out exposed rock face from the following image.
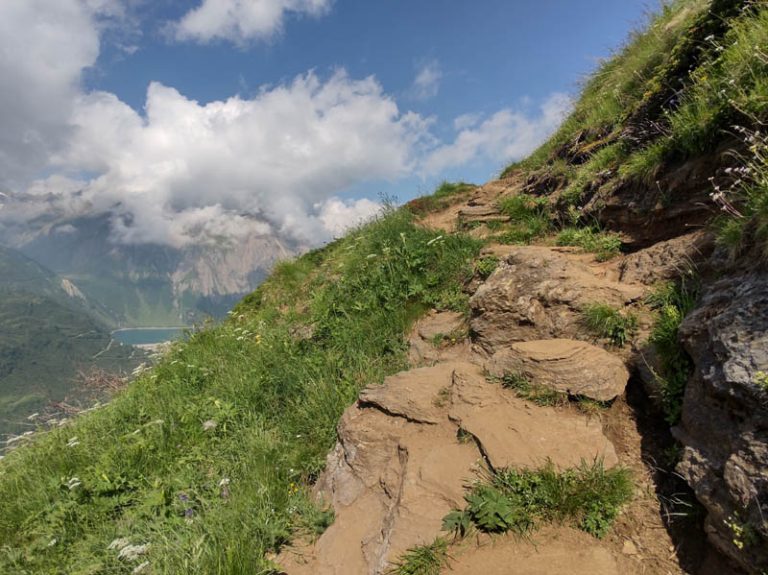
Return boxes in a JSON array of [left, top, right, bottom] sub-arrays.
[[470, 246, 644, 355], [280, 361, 619, 574], [407, 310, 468, 366], [617, 231, 714, 286], [486, 339, 630, 402], [675, 272, 768, 573]]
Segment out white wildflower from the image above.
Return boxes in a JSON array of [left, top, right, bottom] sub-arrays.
[[66, 477, 81, 490], [47, 538, 57, 547], [132, 561, 150, 574], [202, 420, 217, 432], [218, 478, 230, 487], [27, 412, 39, 421], [118, 544, 150, 561], [67, 437, 80, 448], [108, 538, 131, 551]]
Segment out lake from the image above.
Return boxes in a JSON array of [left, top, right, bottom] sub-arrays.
[[112, 327, 188, 346]]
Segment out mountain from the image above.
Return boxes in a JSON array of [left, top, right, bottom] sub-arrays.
[[14, 214, 297, 327], [0, 246, 142, 438]]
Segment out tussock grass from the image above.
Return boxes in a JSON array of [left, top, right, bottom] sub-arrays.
[[647, 280, 699, 423], [407, 181, 477, 216], [389, 538, 450, 575], [0, 207, 481, 574], [495, 194, 551, 244], [582, 304, 638, 347], [443, 460, 632, 539], [556, 227, 623, 261]]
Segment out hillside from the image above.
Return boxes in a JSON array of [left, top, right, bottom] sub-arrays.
[[1, 1, 767, 574], [0, 246, 143, 438], [8, 213, 296, 327]]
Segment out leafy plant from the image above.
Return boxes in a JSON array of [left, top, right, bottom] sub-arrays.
[[444, 460, 632, 540], [582, 304, 638, 346], [475, 256, 499, 279]]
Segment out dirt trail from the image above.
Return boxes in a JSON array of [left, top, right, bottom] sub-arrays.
[[277, 179, 703, 575]]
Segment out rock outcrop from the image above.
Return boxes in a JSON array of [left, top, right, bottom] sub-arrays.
[[279, 361, 620, 574], [470, 246, 644, 355], [675, 272, 768, 573], [485, 339, 630, 402]]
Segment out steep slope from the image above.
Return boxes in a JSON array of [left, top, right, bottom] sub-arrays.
[[0, 246, 141, 438], [12, 213, 296, 327]]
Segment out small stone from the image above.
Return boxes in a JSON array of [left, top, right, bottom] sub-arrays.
[[622, 540, 639, 556]]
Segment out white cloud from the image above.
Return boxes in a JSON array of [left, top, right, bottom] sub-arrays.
[[411, 60, 442, 101], [453, 113, 481, 131], [0, 0, 118, 189], [36, 71, 429, 246], [317, 197, 381, 237], [172, 0, 332, 45], [422, 93, 573, 174]]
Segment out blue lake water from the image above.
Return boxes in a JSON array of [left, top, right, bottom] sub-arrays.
[[112, 328, 187, 346]]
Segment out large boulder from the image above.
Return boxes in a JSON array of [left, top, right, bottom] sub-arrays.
[[469, 246, 644, 355], [675, 272, 768, 573], [485, 339, 630, 402]]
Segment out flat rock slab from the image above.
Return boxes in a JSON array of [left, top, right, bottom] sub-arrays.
[[408, 311, 469, 366], [486, 339, 630, 402], [448, 526, 619, 575], [449, 368, 619, 470]]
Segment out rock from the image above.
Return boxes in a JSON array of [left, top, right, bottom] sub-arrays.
[[447, 526, 619, 575], [485, 339, 630, 402], [618, 231, 714, 286], [674, 272, 768, 573], [448, 367, 619, 470], [407, 311, 468, 366], [470, 246, 644, 355], [622, 540, 639, 556], [280, 361, 620, 574]]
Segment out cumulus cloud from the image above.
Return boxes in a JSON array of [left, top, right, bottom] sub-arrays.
[[410, 60, 442, 101], [0, 0, 117, 189], [35, 71, 427, 246], [0, 0, 572, 251], [172, 0, 333, 45], [422, 93, 573, 174]]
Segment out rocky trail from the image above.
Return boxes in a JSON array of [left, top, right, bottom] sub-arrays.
[[277, 179, 743, 575]]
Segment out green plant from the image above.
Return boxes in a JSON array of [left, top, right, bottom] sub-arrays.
[[495, 194, 551, 245], [556, 227, 623, 261], [475, 256, 499, 279], [756, 371, 768, 392], [499, 372, 565, 407], [444, 460, 632, 540], [647, 280, 699, 424], [389, 538, 450, 575], [407, 182, 476, 216], [581, 304, 638, 346]]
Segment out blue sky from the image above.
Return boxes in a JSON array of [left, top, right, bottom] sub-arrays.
[[0, 0, 652, 246]]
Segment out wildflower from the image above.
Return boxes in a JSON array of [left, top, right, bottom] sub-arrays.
[[67, 437, 80, 448], [118, 544, 150, 561], [47, 538, 57, 547], [27, 412, 39, 421], [202, 420, 217, 431], [108, 538, 131, 551], [66, 477, 82, 490], [132, 562, 150, 574]]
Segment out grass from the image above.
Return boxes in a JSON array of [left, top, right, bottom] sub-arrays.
[[495, 194, 551, 244], [389, 538, 450, 575], [0, 206, 481, 574], [581, 304, 638, 347], [443, 460, 633, 539], [499, 372, 565, 407], [556, 227, 623, 261], [647, 280, 699, 424], [407, 181, 477, 216]]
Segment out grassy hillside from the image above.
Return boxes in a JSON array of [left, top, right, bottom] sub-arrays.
[[1, 0, 766, 572], [0, 209, 480, 574], [0, 247, 141, 438]]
